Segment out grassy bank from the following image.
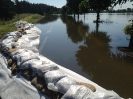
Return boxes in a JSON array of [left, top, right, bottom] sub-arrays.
[[0, 14, 44, 38]]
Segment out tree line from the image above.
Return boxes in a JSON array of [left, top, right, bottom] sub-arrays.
[[0, 0, 60, 20], [0, 0, 132, 21], [61, 0, 133, 22]]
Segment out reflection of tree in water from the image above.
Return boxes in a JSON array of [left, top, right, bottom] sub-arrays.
[[60, 16, 133, 97], [36, 15, 58, 24], [75, 26, 133, 98], [61, 16, 89, 43]]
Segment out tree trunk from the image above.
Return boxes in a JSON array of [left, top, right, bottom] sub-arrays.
[[96, 10, 100, 23], [96, 21, 99, 33], [129, 34, 133, 49], [74, 13, 75, 18], [84, 13, 85, 23], [78, 14, 79, 20]]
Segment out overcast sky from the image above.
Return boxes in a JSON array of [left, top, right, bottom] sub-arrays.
[[14, 0, 132, 9]]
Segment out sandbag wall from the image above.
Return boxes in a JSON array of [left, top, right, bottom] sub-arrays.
[[0, 21, 121, 99]]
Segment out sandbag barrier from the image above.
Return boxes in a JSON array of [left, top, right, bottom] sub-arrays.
[[0, 21, 122, 99]]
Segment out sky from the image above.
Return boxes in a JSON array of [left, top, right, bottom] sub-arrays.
[[27, 0, 67, 8], [14, 0, 132, 9]]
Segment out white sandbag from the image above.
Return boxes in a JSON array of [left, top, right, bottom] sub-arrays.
[[16, 54, 40, 66], [0, 44, 10, 52], [20, 43, 39, 53], [0, 42, 19, 52], [20, 59, 42, 70], [44, 70, 66, 91], [37, 64, 59, 76], [55, 77, 77, 94], [9, 49, 27, 57], [17, 38, 31, 46], [5, 31, 22, 38], [61, 85, 97, 99], [95, 90, 121, 99], [11, 51, 40, 66], [26, 26, 41, 35], [2, 36, 14, 44], [14, 21, 27, 28]]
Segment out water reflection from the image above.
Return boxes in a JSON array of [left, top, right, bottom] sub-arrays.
[[75, 22, 133, 98], [37, 15, 59, 24], [36, 14, 133, 98], [61, 16, 89, 43]]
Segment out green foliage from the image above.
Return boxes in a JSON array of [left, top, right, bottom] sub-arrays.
[[15, 1, 59, 15], [87, 0, 113, 12], [66, 0, 82, 15], [60, 6, 67, 15], [79, 0, 90, 14], [124, 19, 133, 35], [124, 24, 133, 35], [0, 0, 15, 20]]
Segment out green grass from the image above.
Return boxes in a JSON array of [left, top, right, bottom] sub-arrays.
[[0, 14, 44, 38]]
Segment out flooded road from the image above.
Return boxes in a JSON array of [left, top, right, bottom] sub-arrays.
[[36, 13, 133, 98]]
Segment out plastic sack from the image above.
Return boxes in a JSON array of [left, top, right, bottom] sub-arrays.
[[44, 70, 66, 91], [17, 54, 40, 66], [2, 36, 14, 44], [19, 43, 39, 53], [61, 85, 97, 99], [3, 31, 22, 39], [9, 49, 27, 57], [95, 90, 121, 99], [0, 42, 11, 52], [37, 64, 59, 76], [55, 77, 77, 94], [12, 51, 40, 66], [20, 59, 42, 70]]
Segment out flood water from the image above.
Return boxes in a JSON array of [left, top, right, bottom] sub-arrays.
[[35, 13, 133, 98]]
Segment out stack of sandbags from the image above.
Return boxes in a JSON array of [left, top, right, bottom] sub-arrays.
[[0, 21, 122, 99]]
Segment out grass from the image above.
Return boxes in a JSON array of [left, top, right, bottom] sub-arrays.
[[0, 13, 44, 38]]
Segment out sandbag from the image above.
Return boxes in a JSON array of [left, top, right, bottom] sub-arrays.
[[77, 82, 96, 92], [16, 54, 40, 66], [55, 77, 77, 94], [95, 90, 121, 99], [37, 64, 59, 76], [10, 50, 40, 67], [9, 49, 27, 57], [0, 42, 10, 52], [20, 59, 42, 70], [61, 85, 97, 99], [2, 36, 14, 44], [0, 42, 19, 52], [19, 43, 39, 53], [44, 70, 66, 92]]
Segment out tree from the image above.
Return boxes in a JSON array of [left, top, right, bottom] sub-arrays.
[[87, 0, 114, 22], [0, 0, 15, 20], [60, 6, 67, 15], [79, 0, 90, 17], [66, 0, 82, 17]]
